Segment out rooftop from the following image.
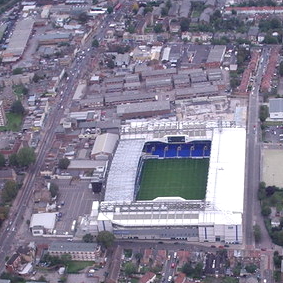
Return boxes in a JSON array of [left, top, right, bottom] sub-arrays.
[[49, 242, 99, 252]]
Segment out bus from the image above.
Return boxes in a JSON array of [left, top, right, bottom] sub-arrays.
[[71, 220, 77, 232]]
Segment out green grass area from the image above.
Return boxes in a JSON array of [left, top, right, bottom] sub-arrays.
[[0, 113, 22, 132], [137, 158, 209, 200], [12, 84, 27, 99], [191, 10, 201, 18], [67, 261, 94, 273]]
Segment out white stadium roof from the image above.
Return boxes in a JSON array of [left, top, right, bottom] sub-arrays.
[[105, 139, 145, 201], [205, 127, 246, 213]]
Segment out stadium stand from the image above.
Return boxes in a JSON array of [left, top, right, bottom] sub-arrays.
[[142, 141, 211, 158]]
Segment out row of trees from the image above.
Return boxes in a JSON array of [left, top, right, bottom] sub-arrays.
[[82, 231, 115, 248], [258, 182, 283, 246], [9, 147, 36, 168]]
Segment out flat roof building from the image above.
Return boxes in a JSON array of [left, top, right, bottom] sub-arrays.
[[269, 98, 283, 120], [49, 242, 100, 261], [2, 18, 34, 62], [117, 101, 171, 119], [91, 133, 119, 160]]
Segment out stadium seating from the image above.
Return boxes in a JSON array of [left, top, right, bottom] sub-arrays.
[[143, 141, 211, 158]]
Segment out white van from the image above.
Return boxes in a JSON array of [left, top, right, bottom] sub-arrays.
[[168, 276, 172, 282]]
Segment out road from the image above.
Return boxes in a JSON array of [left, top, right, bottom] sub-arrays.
[[0, 20, 103, 271], [244, 46, 274, 283]]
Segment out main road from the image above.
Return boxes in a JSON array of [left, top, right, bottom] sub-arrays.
[[244, 46, 270, 247], [0, 21, 104, 271]]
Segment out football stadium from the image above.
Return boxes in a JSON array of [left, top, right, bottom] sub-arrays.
[[94, 121, 246, 243]]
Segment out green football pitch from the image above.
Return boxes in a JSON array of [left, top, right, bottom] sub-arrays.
[[137, 158, 209, 200]]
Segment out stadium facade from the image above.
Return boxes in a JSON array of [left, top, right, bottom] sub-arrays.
[[87, 121, 246, 244]]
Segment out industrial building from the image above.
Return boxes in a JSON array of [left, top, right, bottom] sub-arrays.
[[2, 18, 34, 62]]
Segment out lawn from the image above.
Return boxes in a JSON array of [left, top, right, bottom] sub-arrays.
[[13, 84, 27, 99], [0, 113, 22, 132], [137, 158, 209, 200], [67, 261, 95, 273]]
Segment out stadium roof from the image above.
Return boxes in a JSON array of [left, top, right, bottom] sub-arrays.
[[105, 139, 145, 201], [205, 127, 246, 214]]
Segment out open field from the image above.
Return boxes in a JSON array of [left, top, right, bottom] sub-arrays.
[[67, 261, 94, 273], [262, 149, 283, 187], [137, 158, 209, 200], [0, 113, 22, 132]]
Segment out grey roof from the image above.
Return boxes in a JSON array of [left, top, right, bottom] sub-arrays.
[[68, 159, 107, 169], [95, 120, 121, 129], [105, 92, 155, 104], [115, 53, 130, 67], [49, 242, 99, 252], [175, 85, 218, 97], [0, 280, 11, 283], [117, 101, 171, 115], [91, 133, 119, 156], [269, 98, 283, 113], [104, 76, 125, 84], [146, 77, 172, 87], [141, 68, 176, 78], [125, 73, 140, 83], [248, 26, 259, 37], [2, 18, 34, 58], [39, 33, 71, 41], [207, 45, 226, 63]]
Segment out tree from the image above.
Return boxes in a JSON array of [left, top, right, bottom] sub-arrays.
[[61, 253, 72, 264], [273, 251, 282, 268], [107, 59, 115, 69], [1, 180, 18, 203], [279, 62, 283, 76], [9, 153, 18, 167], [0, 153, 5, 168], [274, 270, 281, 282], [180, 18, 190, 32], [58, 158, 70, 170], [12, 68, 23, 75], [10, 100, 25, 115], [124, 262, 137, 276], [259, 105, 269, 122], [83, 233, 94, 243], [193, 262, 203, 278], [245, 263, 257, 273], [153, 23, 163, 33], [17, 147, 36, 168], [78, 12, 88, 23], [263, 34, 278, 44], [92, 39, 99, 48], [134, 252, 143, 263], [107, 6, 113, 14], [253, 224, 261, 243], [165, 0, 172, 9], [182, 262, 194, 276], [161, 7, 168, 16], [261, 206, 271, 217], [97, 231, 115, 248], [266, 185, 276, 197], [49, 183, 59, 198]]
